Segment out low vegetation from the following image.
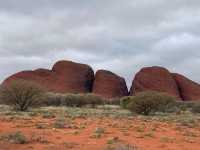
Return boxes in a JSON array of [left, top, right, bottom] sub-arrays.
[[104, 144, 138, 150], [43, 93, 105, 107], [53, 110, 67, 129], [0, 80, 45, 111], [121, 91, 176, 115], [0, 131, 28, 144], [1, 80, 200, 150], [0, 104, 200, 149], [0, 80, 200, 117], [120, 96, 133, 109]]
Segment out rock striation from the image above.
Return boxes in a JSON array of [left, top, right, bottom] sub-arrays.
[[172, 73, 200, 101]]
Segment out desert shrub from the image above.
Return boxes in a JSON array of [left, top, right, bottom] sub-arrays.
[[62, 93, 104, 107], [190, 102, 200, 113], [172, 101, 200, 113], [42, 111, 55, 118], [53, 116, 66, 129], [43, 93, 104, 107], [0, 80, 45, 111], [91, 127, 105, 139], [43, 93, 64, 106], [82, 93, 105, 107], [106, 98, 121, 105], [126, 91, 177, 115], [0, 131, 28, 144], [120, 96, 134, 109], [105, 144, 138, 150]]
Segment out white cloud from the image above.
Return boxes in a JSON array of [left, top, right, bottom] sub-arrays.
[[0, 0, 200, 88]]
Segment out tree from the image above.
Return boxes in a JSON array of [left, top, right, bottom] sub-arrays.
[[0, 80, 45, 111]]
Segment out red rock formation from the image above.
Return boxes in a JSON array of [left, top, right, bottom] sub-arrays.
[[130, 66, 181, 99], [92, 70, 128, 98], [172, 73, 200, 101], [3, 60, 94, 93]]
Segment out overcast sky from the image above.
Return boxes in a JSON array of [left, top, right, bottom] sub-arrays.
[[0, 0, 200, 88]]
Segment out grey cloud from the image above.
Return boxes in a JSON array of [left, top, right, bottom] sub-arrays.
[[0, 0, 200, 87]]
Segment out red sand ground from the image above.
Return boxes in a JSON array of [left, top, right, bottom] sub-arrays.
[[0, 115, 200, 150]]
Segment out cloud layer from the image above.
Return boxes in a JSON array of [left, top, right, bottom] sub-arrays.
[[1, 0, 200, 88]]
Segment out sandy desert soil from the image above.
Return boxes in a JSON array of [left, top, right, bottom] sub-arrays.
[[0, 106, 200, 150]]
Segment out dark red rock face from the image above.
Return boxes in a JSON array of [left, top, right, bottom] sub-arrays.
[[130, 66, 181, 99], [92, 70, 128, 98], [172, 73, 200, 101], [3, 60, 94, 94], [3, 61, 200, 101]]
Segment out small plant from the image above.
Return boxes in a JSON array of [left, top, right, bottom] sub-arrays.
[[104, 144, 138, 150], [191, 102, 200, 113], [62, 142, 77, 149], [42, 111, 55, 119], [0, 80, 45, 111], [31, 134, 49, 144], [95, 127, 105, 134], [160, 136, 175, 143], [0, 131, 28, 144], [91, 127, 105, 139], [135, 126, 145, 132], [126, 91, 176, 115], [143, 132, 154, 138], [35, 123, 47, 129], [120, 96, 133, 109], [53, 109, 73, 129], [177, 117, 198, 128], [182, 131, 198, 137], [53, 112, 66, 129], [107, 137, 119, 144], [54, 118, 66, 128]]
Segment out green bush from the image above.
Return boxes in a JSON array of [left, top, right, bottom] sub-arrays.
[[43, 93, 64, 106], [172, 101, 200, 113], [62, 93, 104, 107], [0, 80, 45, 111], [0, 131, 28, 144], [81, 94, 105, 107], [190, 102, 200, 113], [107, 98, 121, 105], [43, 93, 104, 107], [120, 96, 134, 109], [126, 91, 177, 115]]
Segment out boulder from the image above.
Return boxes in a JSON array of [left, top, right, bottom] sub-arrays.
[[3, 60, 94, 93], [172, 73, 200, 101], [130, 66, 181, 99], [92, 70, 128, 98]]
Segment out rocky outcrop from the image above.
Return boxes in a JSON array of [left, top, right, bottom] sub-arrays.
[[172, 73, 200, 101], [3, 60, 200, 101], [92, 70, 128, 98], [130, 66, 181, 99], [3, 60, 94, 94]]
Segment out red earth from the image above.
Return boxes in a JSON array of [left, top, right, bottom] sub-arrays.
[[0, 113, 200, 150]]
